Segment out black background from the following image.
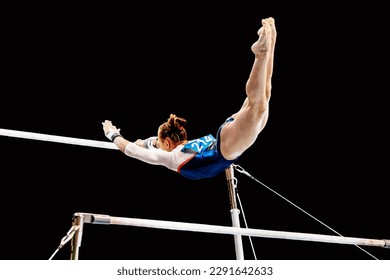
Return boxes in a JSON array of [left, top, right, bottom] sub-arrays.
[[1, 3, 389, 260]]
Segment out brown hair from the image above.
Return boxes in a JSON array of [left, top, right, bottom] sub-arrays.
[[158, 113, 187, 143]]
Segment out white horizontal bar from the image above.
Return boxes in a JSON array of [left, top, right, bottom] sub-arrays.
[[75, 212, 389, 248], [0, 128, 118, 150]]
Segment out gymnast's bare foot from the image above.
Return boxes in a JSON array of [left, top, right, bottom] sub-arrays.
[[251, 18, 273, 56], [263, 17, 276, 51]]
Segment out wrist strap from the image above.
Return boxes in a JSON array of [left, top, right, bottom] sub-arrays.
[[106, 131, 123, 142], [143, 137, 158, 149], [111, 133, 123, 141]]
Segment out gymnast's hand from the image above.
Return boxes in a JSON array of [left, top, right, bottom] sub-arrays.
[[102, 120, 121, 140]]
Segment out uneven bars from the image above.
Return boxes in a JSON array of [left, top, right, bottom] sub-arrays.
[[74, 212, 390, 248], [0, 128, 118, 150]]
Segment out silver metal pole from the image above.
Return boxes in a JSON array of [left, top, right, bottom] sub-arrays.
[[70, 214, 85, 260], [225, 165, 244, 260]]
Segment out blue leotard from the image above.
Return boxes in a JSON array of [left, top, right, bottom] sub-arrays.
[[179, 118, 237, 180]]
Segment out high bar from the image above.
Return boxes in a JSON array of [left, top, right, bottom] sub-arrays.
[[0, 128, 118, 150], [74, 212, 390, 248]]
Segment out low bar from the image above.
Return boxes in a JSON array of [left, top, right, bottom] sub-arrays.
[[73, 212, 389, 248]]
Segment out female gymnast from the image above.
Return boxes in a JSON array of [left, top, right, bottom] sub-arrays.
[[102, 17, 277, 180]]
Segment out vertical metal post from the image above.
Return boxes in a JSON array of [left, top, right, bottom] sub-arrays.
[[70, 213, 85, 260], [225, 164, 244, 260]]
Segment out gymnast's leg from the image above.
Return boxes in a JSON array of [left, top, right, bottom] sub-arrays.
[[220, 17, 276, 160]]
